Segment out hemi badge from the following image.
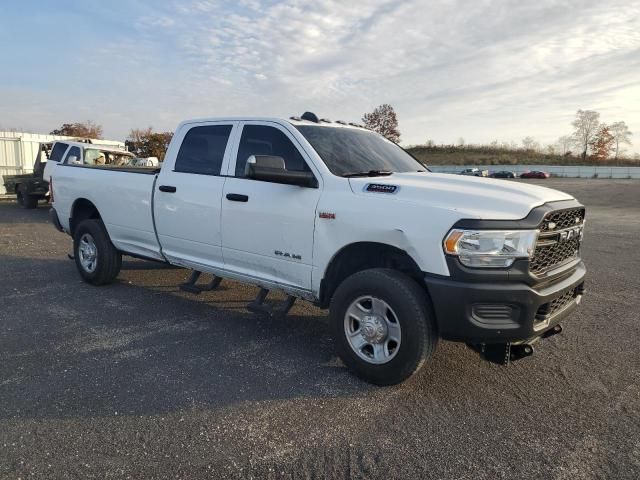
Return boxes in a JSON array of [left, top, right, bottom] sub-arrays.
[[366, 183, 398, 194], [319, 212, 336, 219]]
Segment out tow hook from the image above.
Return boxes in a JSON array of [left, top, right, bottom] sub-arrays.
[[541, 324, 563, 339]]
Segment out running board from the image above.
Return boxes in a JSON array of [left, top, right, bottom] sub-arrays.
[[179, 270, 223, 294], [246, 288, 296, 318]]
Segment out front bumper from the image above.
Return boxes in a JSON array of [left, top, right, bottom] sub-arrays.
[[424, 261, 586, 343]]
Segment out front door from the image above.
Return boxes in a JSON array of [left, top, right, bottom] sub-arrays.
[[154, 122, 237, 270], [221, 122, 321, 291]]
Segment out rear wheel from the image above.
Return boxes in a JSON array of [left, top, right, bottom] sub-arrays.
[[73, 219, 122, 285], [330, 268, 437, 385]]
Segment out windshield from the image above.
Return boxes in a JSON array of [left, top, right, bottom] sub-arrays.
[[295, 125, 426, 176]]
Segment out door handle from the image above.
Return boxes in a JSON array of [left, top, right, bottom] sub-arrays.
[[159, 185, 177, 193], [226, 193, 249, 202]]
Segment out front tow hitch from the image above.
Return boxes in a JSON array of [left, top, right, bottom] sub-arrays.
[[467, 325, 563, 365]]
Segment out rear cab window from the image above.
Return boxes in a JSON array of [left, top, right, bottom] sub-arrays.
[[49, 143, 69, 162]]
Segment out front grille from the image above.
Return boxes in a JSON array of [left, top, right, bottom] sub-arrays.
[[540, 207, 585, 232], [530, 207, 585, 276]]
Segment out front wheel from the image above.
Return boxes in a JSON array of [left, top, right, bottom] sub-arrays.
[[73, 219, 122, 285], [330, 268, 437, 385]]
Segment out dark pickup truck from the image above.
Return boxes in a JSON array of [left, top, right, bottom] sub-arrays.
[[3, 142, 60, 208]]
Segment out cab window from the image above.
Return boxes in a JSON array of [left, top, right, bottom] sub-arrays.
[[174, 125, 232, 176], [235, 125, 310, 177], [64, 146, 82, 164]]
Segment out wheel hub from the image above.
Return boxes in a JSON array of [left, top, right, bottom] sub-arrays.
[[78, 233, 98, 273], [361, 315, 388, 343], [343, 295, 402, 365], [80, 244, 96, 261]]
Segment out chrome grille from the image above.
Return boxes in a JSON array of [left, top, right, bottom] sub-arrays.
[[530, 207, 585, 276]]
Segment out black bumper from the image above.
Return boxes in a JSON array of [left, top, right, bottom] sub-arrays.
[[424, 261, 586, 344]]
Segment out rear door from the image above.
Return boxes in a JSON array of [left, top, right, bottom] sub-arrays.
[[221, 122, 322, 291], [154, 121, 238, 270]]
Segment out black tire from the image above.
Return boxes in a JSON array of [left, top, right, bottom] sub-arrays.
[[17, 185, 38, 209], [330, 268, 437, 385], [73, 219, 122, 286]]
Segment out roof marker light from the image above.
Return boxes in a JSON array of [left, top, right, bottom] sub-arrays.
[[301, 111, 319, 123]]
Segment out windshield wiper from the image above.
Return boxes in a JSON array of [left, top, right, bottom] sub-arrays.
[[342, 170, 393, 178]]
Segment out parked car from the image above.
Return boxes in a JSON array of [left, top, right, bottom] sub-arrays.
[[520, 170, 550, 179], [459, 167, 488, 177], [489, 170, 516, 179], [50, 112, 586, 385]]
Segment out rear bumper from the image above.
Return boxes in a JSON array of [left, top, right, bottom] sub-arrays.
[[424, 261, 586, 343]]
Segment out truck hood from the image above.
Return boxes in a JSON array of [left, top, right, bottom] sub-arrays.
[[349, 172, 574, 220]]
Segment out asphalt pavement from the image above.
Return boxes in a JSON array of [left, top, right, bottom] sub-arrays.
[[1, 179, 639, 479]]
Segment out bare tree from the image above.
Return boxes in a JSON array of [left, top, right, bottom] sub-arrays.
[[50, 120, 103, 139], [521, 136, 539, 152], [571, 110, 600, 161], [557, 135, 572, 155], [362, 104, 401, 143], [609, 121, 632, 160]]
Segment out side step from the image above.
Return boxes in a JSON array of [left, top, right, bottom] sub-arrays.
[[246, 288, 296, 318], [179, 270, 223, 294]]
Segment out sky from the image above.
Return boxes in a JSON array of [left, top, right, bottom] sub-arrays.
[[1, 0, 639, 152]]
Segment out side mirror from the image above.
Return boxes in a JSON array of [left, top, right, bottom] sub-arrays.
[[67, 155, 79, 164], [245, 155, 318, 188]]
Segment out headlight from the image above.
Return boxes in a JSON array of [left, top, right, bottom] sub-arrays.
[[443, 229, 538, 268]]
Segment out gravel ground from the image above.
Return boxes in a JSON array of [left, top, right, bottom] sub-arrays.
[[1, 178, 639, 479]]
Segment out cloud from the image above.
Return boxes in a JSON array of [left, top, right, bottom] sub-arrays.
[[2, 0, 639, 151]]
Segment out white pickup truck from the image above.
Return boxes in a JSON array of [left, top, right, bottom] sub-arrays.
[[49, 113, 586, 385]]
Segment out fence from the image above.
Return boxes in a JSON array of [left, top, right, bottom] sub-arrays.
[[428, 164, 640, 179]]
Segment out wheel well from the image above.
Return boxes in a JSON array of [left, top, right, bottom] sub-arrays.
[[318, 242, 424, 308], [70, 198, 101, 235]]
